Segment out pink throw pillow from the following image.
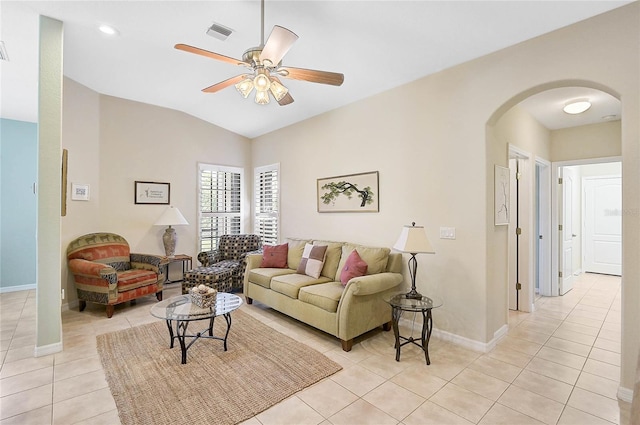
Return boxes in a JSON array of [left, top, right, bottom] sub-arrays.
[[340, 250, 368, 286], [261, 243, 288, 268]]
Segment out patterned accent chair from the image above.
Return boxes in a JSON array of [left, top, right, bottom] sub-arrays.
[[67, 233, 169, 318], [197, 234, 262, 291]]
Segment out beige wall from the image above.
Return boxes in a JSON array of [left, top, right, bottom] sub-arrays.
[[253, 3, 639, 392], [552, 120, 622, 161], [61, 83, 252, 307]]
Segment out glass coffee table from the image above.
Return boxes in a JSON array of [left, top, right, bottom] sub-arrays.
[[150, 292, 243, 364], [385, 293, 443, 365]]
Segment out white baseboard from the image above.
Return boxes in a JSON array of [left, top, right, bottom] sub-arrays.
[[34, 341, 63, 357], [0, 284, 36, 293], [618, 386, 633, 403], [61, 299, 79, 312], [399, 317, 508, 353]]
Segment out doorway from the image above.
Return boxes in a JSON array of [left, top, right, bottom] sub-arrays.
[[551, 159, 622, 295]]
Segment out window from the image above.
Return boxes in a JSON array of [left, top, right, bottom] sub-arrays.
[[198, 163, 243, 252], [254, 164, 279, 245]]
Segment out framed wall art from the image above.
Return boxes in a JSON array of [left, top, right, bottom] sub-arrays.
[[71, 183, 90, 201], [494, 165, 510, 225], [135, 181, 170, 205], [317, 171, 379, 213]]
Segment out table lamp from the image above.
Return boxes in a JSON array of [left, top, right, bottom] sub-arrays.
[[155, 206, 188, 257], [393, 222, 435, 299]]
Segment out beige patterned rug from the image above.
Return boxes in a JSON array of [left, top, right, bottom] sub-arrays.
[[97, 309, 342, 425]]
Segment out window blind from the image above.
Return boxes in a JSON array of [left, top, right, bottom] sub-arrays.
[[254, 164, 279, 246], [199, 164, 243, 252]]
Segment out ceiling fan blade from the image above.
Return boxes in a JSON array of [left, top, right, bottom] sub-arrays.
[[277, 92, 294, 106], [175, 44, 249, 67], [202, 75, 247, 93], [259, 26, 298, 66], [277, 66, 344, 86]]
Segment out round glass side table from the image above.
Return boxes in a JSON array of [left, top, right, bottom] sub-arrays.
[[385, 293, 443, 365]]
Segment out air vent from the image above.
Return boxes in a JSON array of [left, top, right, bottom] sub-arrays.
[[0, 41, 9, 61], [206, 22, 233, 41]]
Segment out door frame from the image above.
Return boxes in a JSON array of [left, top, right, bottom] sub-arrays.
[[551, 156, 621, 295], [508, 144, 535, 312]]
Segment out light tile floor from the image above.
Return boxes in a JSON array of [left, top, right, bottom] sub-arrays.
[[0, 273, 631, 424]]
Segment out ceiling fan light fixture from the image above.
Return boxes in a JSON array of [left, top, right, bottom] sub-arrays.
[[235, 77, 254, 98], [269, 78, 288, 101], [253, 70, 271, 92], [563, 99, 591, 114], [255, 90, 270, 105]]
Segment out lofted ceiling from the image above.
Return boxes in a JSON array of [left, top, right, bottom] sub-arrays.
[[0, 1, 629, 138]]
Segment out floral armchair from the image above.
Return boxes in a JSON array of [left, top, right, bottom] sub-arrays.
[[197, 234, 262, 291], [67, 232, 168, 318]]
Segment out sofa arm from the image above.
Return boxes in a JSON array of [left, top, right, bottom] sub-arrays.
[[245, 253, 263, 270], [68, 258, 117, 283], [198, 250, 223, 267], [130, 253, 168, 273], [346, 272, 403, 296]]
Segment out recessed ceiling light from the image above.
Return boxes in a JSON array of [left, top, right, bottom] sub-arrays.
[[98, 24, 119, 36], [563, 99, 591, 114]]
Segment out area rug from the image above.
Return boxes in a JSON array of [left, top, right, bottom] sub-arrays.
[[97, 309, 342, 425]]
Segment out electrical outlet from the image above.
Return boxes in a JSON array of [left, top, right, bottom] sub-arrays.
[[61, 289, 65, 300], [440, 227, 456, 239]]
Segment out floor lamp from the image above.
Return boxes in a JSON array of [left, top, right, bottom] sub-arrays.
[[393, 222, 435, 299]]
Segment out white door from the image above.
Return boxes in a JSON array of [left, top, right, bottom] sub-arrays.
[[584, 176, 622, 275], [560, 168, 574, 295]]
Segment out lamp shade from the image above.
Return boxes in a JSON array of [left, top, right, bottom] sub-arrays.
[[393, 223, 435, 254], [154, 206, 188, 226]]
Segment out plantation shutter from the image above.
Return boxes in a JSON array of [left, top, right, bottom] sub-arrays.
[[199, 164, 243, 252], [254, 164, 279, 245]]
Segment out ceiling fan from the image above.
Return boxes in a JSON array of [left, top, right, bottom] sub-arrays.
[[175, 0, 344, 106]]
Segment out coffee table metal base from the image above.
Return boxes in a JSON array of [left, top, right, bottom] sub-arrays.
[[165, 313, 232, 364]]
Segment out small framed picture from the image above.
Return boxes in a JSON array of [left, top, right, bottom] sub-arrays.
[[135, 181, 170, 205], [71, 183, 90, 201]]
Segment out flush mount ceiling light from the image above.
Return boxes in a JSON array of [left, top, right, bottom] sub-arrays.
[[98, 24, 119, 36], [563, 99, 591, 114]]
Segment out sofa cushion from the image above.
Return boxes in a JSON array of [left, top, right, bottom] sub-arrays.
[[340, 250, 368, 285], [297, 244, 327, 279], [261, 243, 288, 268], [248, 268, 296, 288], [314, 240, 344, 279], [270, 273, 331, 299], [299, 282, 344, 313], [335, 244, 391, 281], [285, 238, 310, 271], [116, 269, 158, 292]]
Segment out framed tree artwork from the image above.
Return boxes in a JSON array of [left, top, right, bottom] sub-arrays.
[[494, 165, 510, 225], [317, 171, 379, 213]]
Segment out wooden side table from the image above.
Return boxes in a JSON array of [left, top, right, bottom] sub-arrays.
[[385, 293, 443, 365], [164, 254, 192, 283]]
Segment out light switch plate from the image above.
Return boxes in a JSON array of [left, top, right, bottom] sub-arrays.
[[440, 227, 456, 239]]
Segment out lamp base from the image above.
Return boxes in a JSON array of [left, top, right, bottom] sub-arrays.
[[405, 289, 423, 299], [162, 226, 176, 257]]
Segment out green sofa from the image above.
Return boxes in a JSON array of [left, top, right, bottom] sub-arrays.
[[243, 238, 403, 351]]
